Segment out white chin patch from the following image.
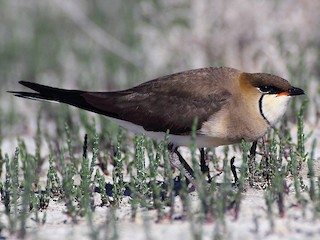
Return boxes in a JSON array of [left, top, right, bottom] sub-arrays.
[[260, 94, 291, 126]]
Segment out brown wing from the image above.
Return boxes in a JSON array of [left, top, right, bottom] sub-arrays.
[[12, 67, 236, 135], [82, 67, 233, 134]]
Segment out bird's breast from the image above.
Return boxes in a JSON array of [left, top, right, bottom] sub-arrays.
[[199, 98, 270, 144]]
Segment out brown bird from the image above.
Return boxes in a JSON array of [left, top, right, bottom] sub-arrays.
[[10, 67, 304, 180]]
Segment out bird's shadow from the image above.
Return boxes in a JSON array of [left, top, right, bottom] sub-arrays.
[[95, 177, 231, 198], [95, 177, 193, 198]]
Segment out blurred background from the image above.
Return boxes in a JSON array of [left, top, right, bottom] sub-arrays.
[[1, 0, 319, 146]]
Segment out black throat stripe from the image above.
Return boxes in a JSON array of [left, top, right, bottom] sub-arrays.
[[259, 95, 271, 126]]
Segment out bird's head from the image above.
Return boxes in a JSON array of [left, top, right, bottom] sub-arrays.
[[239, 72, 304, 126]]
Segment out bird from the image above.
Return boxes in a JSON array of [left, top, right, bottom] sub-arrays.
[[10, 67, 304, 181]]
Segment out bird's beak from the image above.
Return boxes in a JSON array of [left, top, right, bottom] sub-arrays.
[[278, 87, 304, 97], [287, 87, 305, 96]]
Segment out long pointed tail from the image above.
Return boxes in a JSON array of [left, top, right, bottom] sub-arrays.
[[9, 81, 99, 113]]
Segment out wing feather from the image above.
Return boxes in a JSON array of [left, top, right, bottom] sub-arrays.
[[83, 67, 234, 134]]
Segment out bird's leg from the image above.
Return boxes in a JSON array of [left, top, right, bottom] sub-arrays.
[[231, 141, 257, 184], [246, 140, 258, 186], [200, 148, 211, 181], [249, 141, 258, 159], [167, 143, 195, 183], [230, 156, 238, 183]]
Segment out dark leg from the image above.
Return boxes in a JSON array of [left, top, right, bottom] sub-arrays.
[[230, 156, 238, 183], [200, 148, 211, 181], [168, 143, 195, 183], [232, 141, 258, 184], [250, 141, 258, 159], [230, 141, 258, 184]]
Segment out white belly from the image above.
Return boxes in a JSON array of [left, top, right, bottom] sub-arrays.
[[108, 117, 231, 148]]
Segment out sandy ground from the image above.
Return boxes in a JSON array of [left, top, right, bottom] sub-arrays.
[[3, 187, 320, 240], [1, 121, 320, 240]]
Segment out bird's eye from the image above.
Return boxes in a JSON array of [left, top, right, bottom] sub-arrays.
[[259, 86, 272, 93], [258, 86, 280, 94]]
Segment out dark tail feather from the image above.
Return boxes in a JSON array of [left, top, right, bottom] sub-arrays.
[[9, 81, 96, 112]]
